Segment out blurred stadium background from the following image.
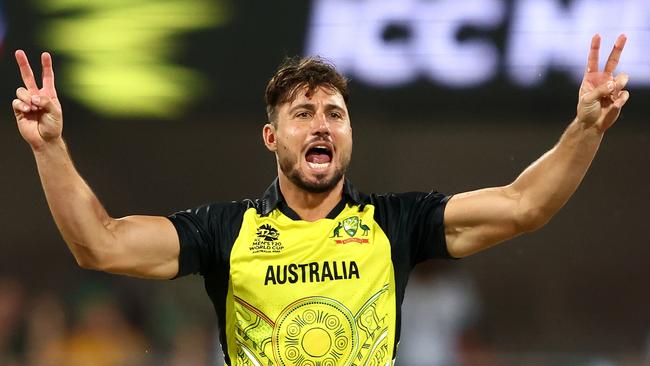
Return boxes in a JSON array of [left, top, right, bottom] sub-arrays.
[[0, 0, 649, 365]]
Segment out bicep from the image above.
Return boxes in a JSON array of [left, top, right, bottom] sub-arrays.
[[444, 185, 525, 258], [102, 215, 180, 279]]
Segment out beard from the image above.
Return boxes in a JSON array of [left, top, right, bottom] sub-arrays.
[[278, 152, 350, 194]]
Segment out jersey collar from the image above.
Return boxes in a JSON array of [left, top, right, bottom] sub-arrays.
[[260, 177, 366, 219]]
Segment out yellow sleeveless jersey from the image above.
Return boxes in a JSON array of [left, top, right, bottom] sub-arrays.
[[169, 179, 452, 365]]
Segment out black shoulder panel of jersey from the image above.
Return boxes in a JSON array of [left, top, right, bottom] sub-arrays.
[[368, 191, 452, 266], [168, 200, 257, 277]]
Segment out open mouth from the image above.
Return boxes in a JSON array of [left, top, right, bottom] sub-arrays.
[[305, 145, 333, 169]]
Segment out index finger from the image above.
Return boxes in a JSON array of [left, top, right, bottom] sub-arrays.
[[41, 52, 57, 97], [586, 34, 601, 73], [14, 50, 39, 91], [604, 34, 627, 74]]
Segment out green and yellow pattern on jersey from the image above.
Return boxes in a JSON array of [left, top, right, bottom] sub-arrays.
[[226, 204, 395, 365]]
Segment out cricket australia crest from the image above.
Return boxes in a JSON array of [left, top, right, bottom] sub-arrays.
[[343, 216, 359, 237], [330, 216, 370, 244]]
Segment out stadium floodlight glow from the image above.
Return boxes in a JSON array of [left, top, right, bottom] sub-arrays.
[[306, 0, 650, 89], [37, 0, 229, 119]]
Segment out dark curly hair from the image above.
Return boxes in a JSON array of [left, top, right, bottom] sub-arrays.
[[265, 56, 349, 124]]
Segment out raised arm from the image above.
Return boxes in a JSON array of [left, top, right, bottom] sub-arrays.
[[444, 34, 630, 258], [12, 50, 179, 279]]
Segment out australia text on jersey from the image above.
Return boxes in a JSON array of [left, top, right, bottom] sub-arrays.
[[264, 261, 360, 285]]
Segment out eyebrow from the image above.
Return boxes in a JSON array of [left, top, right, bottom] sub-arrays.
[[324, 104, 345, 113], [289, 103, 316, 114], [288, 103, 346, 114]]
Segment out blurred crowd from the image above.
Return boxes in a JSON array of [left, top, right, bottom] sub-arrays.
[[0, 264, 483, 366], [0, 274, 218, 366], [1, 266, 648, 366]]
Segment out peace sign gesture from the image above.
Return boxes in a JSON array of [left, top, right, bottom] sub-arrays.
[[12, 50, 63, 151], [576, 34, 630, 133]]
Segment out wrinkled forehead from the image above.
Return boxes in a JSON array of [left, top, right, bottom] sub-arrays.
[[283, 84, 348, 110]]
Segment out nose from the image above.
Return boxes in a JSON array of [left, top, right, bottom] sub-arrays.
[[311, 112, 330, 136]]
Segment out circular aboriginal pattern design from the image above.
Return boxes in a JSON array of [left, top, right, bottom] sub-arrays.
[[273, 297, 357, 366]]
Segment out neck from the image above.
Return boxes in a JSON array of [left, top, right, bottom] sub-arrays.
[[277, 173, 344, 222]]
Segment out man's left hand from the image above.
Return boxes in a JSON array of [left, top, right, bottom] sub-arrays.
[[576, 34, 630, 133]]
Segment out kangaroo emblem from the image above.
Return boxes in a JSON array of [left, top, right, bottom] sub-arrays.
[[331, 222, 343, 238]]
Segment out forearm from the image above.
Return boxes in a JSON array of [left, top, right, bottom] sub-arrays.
[[13, 51, 179, 278], [445, 34, 628, 257], [510, 119, 603, 229], [33, 138, 114, 267]]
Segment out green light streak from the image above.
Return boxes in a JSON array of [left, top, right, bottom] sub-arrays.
[[38, 0, 229, 119]]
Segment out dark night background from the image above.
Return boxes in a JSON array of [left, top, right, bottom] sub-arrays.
[[0, 0, 648, 364]]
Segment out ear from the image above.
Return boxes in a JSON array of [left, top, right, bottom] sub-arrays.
[[262, 123, 277, 152]]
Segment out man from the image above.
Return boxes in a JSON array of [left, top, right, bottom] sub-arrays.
[[11, 34, 629, 365]]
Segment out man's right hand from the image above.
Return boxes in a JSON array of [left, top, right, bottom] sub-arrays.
[[11, 50, 181, 280], [12, 50, 63, 151]]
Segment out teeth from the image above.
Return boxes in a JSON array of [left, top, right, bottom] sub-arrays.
[[308, 162, 330, 169]]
